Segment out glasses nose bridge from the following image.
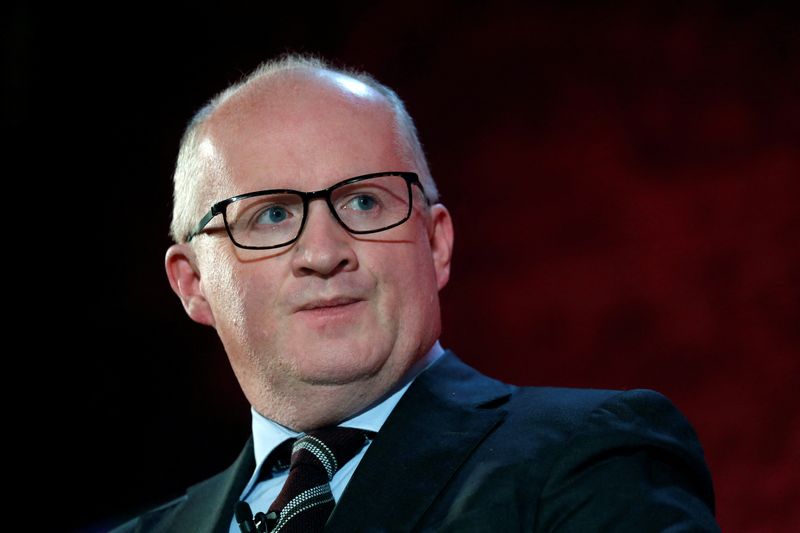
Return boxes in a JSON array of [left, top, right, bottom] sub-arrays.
[[304, 187, 332, 204], [300, 187, 344, 232]]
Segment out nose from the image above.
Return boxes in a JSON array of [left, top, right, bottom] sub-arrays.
[[290, 200, 358, 278]]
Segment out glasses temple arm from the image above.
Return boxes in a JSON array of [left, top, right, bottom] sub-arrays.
[[185, 208, 218, 242]]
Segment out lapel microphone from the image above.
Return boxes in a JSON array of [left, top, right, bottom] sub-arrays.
[[235, 501, 258, 533], [235, 501, 274, 532]]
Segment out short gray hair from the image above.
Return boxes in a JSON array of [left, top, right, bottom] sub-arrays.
[[169, 54, 438, 243]]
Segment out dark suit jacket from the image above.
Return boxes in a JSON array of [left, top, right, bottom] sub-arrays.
[[113, 352, 719, 532]]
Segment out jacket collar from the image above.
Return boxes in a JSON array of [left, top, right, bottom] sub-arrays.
[[326, 351, 512, 531], [167, 438, 255, 533]]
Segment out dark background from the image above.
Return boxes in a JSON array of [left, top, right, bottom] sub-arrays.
[[11, 2, 798, 532]]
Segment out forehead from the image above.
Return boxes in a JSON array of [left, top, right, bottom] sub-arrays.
[[201, 69, 407, 195]]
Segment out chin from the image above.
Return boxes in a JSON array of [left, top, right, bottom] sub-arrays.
[[295, 359, 384, 386], [289, 344, 390, 386]]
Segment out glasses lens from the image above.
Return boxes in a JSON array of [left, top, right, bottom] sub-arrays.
[[226, 193, 304, 248], [332, 175, 411, 232]]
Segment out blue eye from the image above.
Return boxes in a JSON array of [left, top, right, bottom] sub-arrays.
[[350, 195, 377, 211], [257, 206, 289, 224]]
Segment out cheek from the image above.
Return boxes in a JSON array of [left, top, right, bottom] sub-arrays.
[[370, 239, 438, 320], [204, 264, 246, 330], [234, 264, 284, 330], [202, 251, 280, 338]]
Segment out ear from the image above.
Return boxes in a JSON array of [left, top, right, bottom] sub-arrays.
[[165, 244, 216, 327], [427, 204, 454, 291]]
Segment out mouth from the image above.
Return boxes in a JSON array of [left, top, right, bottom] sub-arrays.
[[295, 296, 364, 313], [293, 296, 366, 327]]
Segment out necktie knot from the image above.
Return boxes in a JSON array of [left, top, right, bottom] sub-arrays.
[[291, 427, 368, 481], [263, 426, 370, 533]]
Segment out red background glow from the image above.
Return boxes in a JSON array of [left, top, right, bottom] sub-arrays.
[[21, 2, 797, 531]]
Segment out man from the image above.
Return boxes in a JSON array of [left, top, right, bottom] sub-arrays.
[[114, 55, 719, 532]]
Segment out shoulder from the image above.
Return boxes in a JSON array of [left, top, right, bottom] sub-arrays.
[[507, 385, 701, 442], [107, 441, 253, 533], [109, 494, 187, 533], [410, 355, 718, 529], [502, 386, 718, 530], [427, 352, 704, 453], [427, 354, 712, 484], [500, 386, 710, 477]]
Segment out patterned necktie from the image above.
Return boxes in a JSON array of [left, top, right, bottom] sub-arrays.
[[265, 427, 368, 532]]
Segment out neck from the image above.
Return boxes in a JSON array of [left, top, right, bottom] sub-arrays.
[[248, 343, 442, 431], [251, 378, 394, 431]]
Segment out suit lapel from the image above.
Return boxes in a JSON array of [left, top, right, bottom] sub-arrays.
[[326, 352, 512, 532], [169, 438, 255, 533]]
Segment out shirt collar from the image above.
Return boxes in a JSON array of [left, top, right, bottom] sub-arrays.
[[247, 341, 445, 486]]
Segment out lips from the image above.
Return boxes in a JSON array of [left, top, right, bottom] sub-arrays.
[[295, 296, 363, 312]]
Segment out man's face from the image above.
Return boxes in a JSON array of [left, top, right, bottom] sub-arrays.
[[175, 71, 452, 425]]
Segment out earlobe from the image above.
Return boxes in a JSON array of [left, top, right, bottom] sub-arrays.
[[428, 204, 454, 291], [165, 244, 216, 327]]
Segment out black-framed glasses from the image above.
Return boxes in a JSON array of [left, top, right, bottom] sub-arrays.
[[186, 171, 428, 250]]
